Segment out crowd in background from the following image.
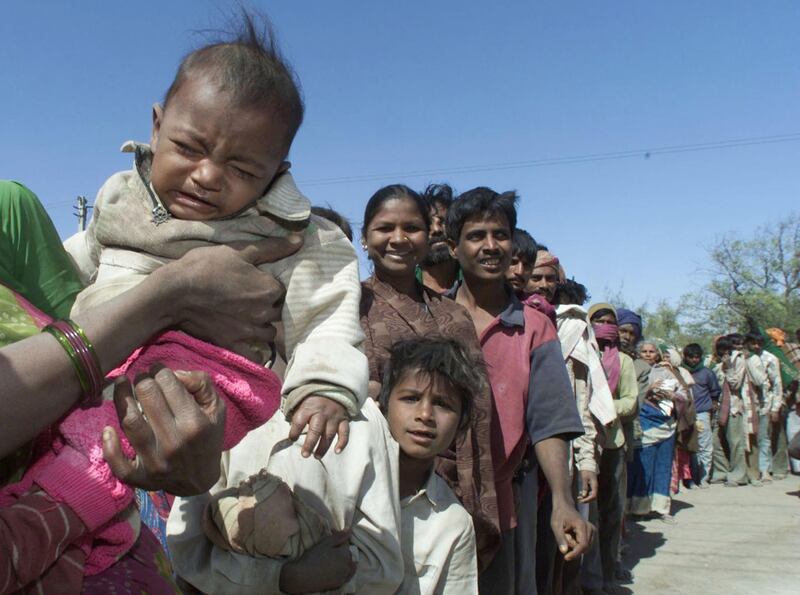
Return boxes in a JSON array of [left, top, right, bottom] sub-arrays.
[[3, 16, 800, 595]]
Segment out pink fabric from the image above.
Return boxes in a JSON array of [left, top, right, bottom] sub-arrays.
[[593, 323, 621, 395], [522, 293, 557, 327], [1, 330, 281, 576]]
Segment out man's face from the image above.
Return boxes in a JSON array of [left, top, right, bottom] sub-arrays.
[[618, 324, 638, 349], [526, 266, 559, 302], [424, 201, 452, 265], [731, 338, 744, 352], [452, 213, 512, 283], [684, 353, 702, 368], [506, 253, 533, 292], [150, 74, 290, 221], [747, 340, 763, 355]]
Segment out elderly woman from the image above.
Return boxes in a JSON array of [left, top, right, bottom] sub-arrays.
[[358, 184, 499, 568], [627, 343, 691, 523]]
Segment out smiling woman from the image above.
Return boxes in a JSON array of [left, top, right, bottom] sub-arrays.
[[358, 184, 501, 569]]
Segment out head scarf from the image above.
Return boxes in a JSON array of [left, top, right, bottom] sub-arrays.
[[616, 308, 643, 342], [766, 328, 786, 347], [592, 319, 621, 395], [534, 250, 566, 282], [587, 302, 617, 322]]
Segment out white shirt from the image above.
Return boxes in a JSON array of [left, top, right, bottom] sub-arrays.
[[167, 399, 403, 594], [398, 472, 478, 595], [760, 350, 784, 413]]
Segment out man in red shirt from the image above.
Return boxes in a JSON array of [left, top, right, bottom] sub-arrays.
[[445, 186, 592, 593]]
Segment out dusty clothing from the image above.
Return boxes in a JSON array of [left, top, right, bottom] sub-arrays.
[[359, 276, 499, 567], [398, 472, 478, 595], [65, 142, 367, 418], [167, 399, 404, 594], [203, 470, 331, 559]]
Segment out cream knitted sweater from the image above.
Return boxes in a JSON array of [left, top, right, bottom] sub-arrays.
[[65, 142, 367, 417]]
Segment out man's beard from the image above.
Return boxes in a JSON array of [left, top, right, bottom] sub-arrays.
[[423, 243, 453, 266]]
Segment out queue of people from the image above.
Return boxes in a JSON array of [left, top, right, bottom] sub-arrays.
[[2, 13, 799, 595]]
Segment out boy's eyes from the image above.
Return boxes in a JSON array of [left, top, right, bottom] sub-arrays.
[[173, 140, 201, 156], [231, 166, 257, 180]]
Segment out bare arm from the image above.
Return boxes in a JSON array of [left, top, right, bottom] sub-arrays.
[[0, 237, 300, 459], [534, 437, 594, 560]]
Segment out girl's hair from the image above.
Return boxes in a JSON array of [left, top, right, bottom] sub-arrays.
[[164, 10, 304, 149], [360, 184, 431, 239], [378, 338, 484, 432], [445, 186, 518, 243]]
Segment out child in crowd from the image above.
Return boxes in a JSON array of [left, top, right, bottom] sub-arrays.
[[65, 14, 367, 456], [2, 13, 367, 586], [167, 337, 479, 594]]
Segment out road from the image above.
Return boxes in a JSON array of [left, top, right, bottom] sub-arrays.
[[620, 476, 800, 594]]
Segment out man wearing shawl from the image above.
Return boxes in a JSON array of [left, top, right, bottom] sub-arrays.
[[586, 303, 639, 594]]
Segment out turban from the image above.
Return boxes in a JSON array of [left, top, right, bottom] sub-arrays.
[[766, 328, 786, 347], [617, 308, 643, 341], [534, 250, 566, 282]]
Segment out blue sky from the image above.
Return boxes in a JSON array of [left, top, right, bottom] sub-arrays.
[[2, 1, 798, 309]]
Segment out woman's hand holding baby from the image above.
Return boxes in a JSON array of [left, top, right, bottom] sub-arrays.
[[155, 234, 303, 362]]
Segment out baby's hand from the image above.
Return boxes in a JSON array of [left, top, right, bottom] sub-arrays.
[[289, 395, 350, 458]]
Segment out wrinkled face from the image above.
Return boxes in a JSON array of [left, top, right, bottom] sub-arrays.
[[639, 343, 660, 365], [452, 214, 512, 283], [684, 353, 702, 368], [150, 75, 290, 221], [618, 324, 638, 349], [364, 197, 428, 280], [526, 266, 559, 302], [506, 253, 534, 292], [386, 369, 462, 462]]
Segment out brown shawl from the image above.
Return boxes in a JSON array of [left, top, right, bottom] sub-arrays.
[[360, 276, 500, 569]]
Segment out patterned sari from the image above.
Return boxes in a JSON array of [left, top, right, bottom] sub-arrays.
[[360, 275, 500, 569]]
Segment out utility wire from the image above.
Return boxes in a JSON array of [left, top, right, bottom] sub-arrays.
[[298, 133, 800, 187], [41, 132, 800, 207]]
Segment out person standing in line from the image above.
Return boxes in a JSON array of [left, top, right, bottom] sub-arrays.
[[708, 337, 734, 484], [444, 186, 591, 594], [723, 334, 766, 486], [746, 333, 783, 482], [418, 183, 460, 294], [586, 304, 638, 594], [681, 344, 721, 488]]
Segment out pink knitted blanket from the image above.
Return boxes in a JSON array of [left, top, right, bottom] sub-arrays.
[[0, 330, 281, 575]]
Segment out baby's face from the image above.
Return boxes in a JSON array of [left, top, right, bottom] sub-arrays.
[[150, 75, 291, 221], [386, 370, 462, 463]]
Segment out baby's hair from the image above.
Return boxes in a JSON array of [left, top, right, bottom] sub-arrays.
[[421, 183, 455, 211], [361, 184, 431, 240], [683, 343, 703, 358], [164, 10, 304, 149], [554, 278, 590, 306], [378, 338, 483, 432], [446, 187, 517, 243], [511, 228, 538, 265], [311, 205, 353, 241]]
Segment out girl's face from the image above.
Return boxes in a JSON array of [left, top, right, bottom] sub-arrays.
[[639, 343, 660, 365], [363, 197, 428, 280]]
